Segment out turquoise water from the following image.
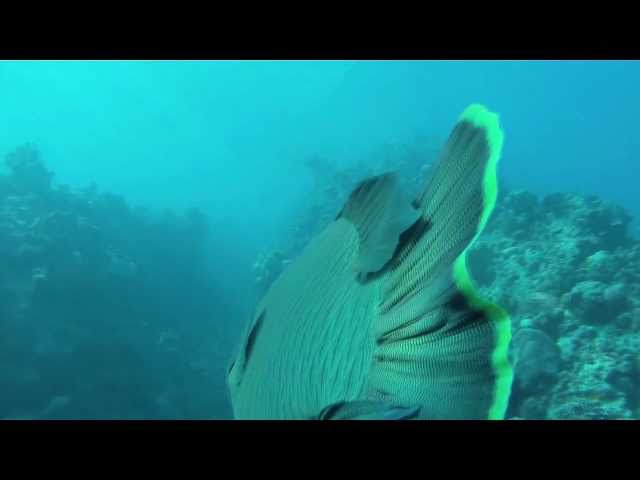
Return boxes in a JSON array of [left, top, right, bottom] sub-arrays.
[[3, 61, 638, 243], [1, 60, 638, 419]]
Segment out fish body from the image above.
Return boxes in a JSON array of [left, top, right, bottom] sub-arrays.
[[228, 104, 513, 420]]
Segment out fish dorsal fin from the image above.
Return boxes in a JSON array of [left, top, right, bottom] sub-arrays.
[[336, 172, 421, 276]]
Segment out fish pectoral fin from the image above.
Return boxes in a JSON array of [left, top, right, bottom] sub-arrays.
[[336, 171, 421, 277], [317, 400, 421, 420]]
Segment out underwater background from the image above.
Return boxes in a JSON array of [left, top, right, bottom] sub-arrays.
[[0, 60, 638, 419]]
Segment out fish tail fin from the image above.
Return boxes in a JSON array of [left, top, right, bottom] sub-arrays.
[[369, 104, 513, 419]]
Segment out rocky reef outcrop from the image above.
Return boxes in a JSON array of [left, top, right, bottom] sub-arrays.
[[471, 189, 638, 419], [0, 145, 232, 419]]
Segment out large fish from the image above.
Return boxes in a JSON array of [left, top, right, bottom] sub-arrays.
[[227, 104, 513, 420]]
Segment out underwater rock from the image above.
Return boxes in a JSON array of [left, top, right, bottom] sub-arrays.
[[583, 249, 614, 279], [518, 396, 549, 420], [517, 308, 564, 339], [604, 282, 627, 307], [567, 280, 629, 324], [511, 328, 561, 394], [467, 245, 496, 286], [556, 324, 597, 361], [542, 193, 632, 250]]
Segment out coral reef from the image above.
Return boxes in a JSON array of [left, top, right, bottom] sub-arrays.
[[470, 189, 639, 419], [511, 328, 561, 396], [0, 145, 232, 419]]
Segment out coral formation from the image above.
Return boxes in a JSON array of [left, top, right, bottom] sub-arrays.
[[470, 190, 639, 419], [0, 145, 232, 419]]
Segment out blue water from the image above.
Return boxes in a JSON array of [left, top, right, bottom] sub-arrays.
[[1, 60, 638, 419], [3, 61, 638, 244]]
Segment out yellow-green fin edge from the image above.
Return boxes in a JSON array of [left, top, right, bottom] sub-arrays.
[[452, 103, 513, 420]]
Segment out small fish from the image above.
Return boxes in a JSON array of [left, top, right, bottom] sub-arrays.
[[228, 104, 513, 420]]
